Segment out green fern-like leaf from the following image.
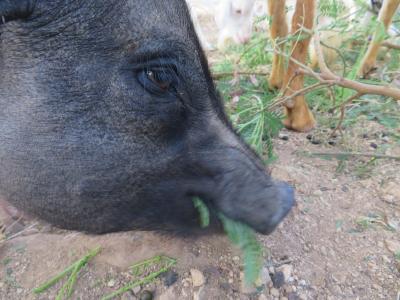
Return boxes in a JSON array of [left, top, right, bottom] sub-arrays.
[[192, 198, 263, 285], [192, 197, 210, 228], [218, 214, 263, 285], [319, 0, 346, 18]]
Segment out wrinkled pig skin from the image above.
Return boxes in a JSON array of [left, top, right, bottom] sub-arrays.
[[0, 0, 294, 234]]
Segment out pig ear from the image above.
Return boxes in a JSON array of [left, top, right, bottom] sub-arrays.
[[0, 0, 35, 23]]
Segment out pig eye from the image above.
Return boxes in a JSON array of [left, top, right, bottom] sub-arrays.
[[138, 67, 178, 96]]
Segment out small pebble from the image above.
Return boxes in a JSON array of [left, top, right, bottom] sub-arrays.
[[279, 134, 289, 141], [287, 293, 299, 300], [163, 270, 178, 287], [270, 288, 280, 297], [190, 269, 205, 287], [298, 279, 307, 286], [220, 282, 232, 291], [284, 286, 293, 294], [121, 291, 137, 300], [306, 134, 313, 140], [328, 140, 336, 146], [362, 133, 368, 139], [311, 139, 321, 145], [132, 286, 141, 294], [370, 142, 378, 149], [139, 290, 153, 300], [313, 190, 323, 197], [107, 279, 116, 288], [256, 267, 272, 287], [277, 264, 293, 283], [272, 271, 285, 288]]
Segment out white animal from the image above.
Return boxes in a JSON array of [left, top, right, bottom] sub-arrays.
[[214, 0, 258, 49], [187, 0, 258, 50]]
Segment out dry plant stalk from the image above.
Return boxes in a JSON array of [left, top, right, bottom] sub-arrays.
[[309, 31, 400, 100]]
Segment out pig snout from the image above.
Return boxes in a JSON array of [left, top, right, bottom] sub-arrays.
[[188, 125, 295, 234], [213, 169, 295, 235], [257, 182, 295, 234]]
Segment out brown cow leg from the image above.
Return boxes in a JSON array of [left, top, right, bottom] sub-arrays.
[[358, 0, 400, 77], [267, 0, 288, 90], [282, 0, 316, 132]]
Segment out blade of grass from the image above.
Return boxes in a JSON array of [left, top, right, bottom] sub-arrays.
[[33, 247, 101, 298], [101, 256, 176, 300], [33, 262, 78, 294]]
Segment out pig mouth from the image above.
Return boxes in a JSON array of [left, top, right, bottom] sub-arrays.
[[189, 183, 295, 235]]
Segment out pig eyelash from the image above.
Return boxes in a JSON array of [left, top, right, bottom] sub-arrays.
[[137, 66, 179, 97]]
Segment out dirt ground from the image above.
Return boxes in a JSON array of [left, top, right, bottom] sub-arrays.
[[1, 3, 400, 300], [1, 123, 399, 300]]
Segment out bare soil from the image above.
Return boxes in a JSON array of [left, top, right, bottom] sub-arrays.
[[1, 121, 399, 300]]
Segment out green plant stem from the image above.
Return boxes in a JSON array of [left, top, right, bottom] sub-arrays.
[[33, 262, 78, 294], [33, 247, 101, 298], [102, 257, 176, 300]]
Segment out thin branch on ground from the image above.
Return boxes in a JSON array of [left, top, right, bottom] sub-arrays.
[[212, 71, 270, 80], [327, 86, 337, 108], [0, 222, 38, 244], [304, 151, 400, 161], [381, 40, 400, 50], [330, 92, 363, 137]]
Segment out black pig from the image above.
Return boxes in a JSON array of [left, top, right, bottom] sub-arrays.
[[0, 0, 293, 234]]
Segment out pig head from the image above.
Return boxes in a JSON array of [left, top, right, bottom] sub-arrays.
[[0, 0, 294, 234]]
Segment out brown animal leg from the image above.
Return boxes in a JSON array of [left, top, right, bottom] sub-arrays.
[[267, 0, 288, 90], [358, 0, 400, 77], [282, 0, 316, 132]]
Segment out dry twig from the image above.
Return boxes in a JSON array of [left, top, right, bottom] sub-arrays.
[[308, 31, 400, 100], [212, 71, 270, 80], [381, 40, 400, 50], [305, 151, 400, 161], [330, 92, 363, 137]]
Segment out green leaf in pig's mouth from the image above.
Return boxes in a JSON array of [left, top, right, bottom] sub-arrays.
[[192, 197, 263, 286]]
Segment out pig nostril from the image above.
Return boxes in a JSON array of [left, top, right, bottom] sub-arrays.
[[235, 9, 242, 14]]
